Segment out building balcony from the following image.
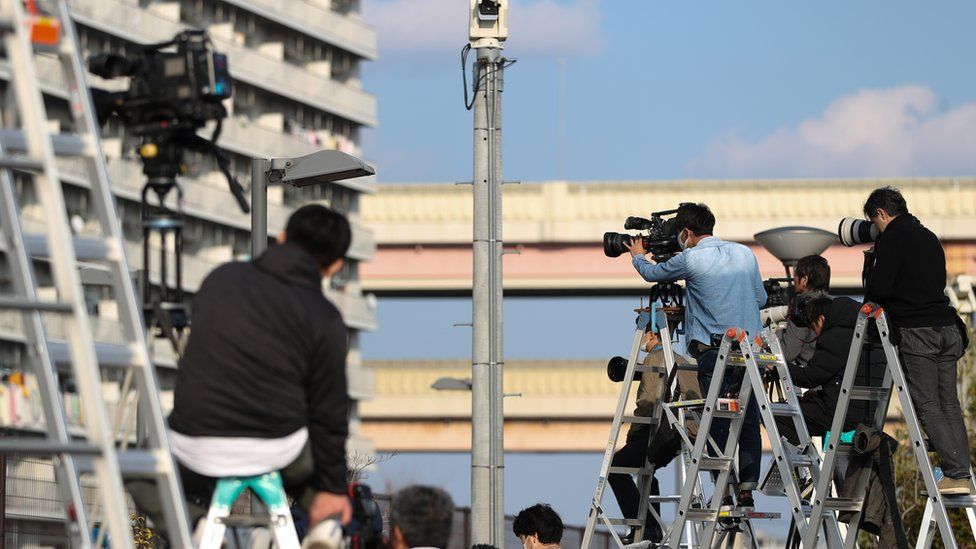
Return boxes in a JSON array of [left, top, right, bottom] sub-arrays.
[[69, 0, 377, 127], [220, 0, 377, 61]]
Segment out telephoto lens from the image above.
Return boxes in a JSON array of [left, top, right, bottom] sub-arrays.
[[838, 217, 879, 247], [607, 355, 642, 382]]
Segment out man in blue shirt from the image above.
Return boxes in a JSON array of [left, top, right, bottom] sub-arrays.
[[625, 203, 766, 509]]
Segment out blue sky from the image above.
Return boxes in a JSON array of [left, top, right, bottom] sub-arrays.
[[362, 0, 976, 182]]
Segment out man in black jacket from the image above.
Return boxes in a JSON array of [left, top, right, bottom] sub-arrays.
[[774, 295, 882, 446], [151, 204, 353, 535], [781, 254, 831, 366], [863, 186, 972, 495]]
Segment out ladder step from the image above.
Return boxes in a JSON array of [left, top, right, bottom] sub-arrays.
[[621, 415, 658, 425], [667, 399, 706, 409], [0, 156, 44, 172], [697, 457, 733, 470], [648, 495, 682, 502], [768, 403, 800, 416], [788, 454, 815, 467], [605, 518, 643, 527], [0, 296, 73, 313], [943, 495, 976, 508], [23, 234, 117, 262], [634, 365, 666, 374], [116, 450, 172, 477], [850, 386, 889, 401], [0, 439, 100, 455], [823, 497, 863, 512], [608, 466, 653, 476], [47, 340, 143, 368]]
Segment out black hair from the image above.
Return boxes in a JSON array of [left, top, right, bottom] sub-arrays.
[[794, 295, 832, 329], [390, 485, 455, 549], [512, 504, 564, 545], [284, 204, 351, 269], [675, 203, 715, 236], [863, 186, 909, 219], [794, 255, 830, 292]]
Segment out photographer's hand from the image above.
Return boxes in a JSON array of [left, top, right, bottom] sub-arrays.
[[623, 237, 647, 258], [309, 491, 353, 525]]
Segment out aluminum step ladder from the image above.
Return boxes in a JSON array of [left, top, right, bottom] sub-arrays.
[[663, 327, 791, 548], [581, 302, 690, 548], [0, 1, 191, 546], [803, 303, 976, 548]]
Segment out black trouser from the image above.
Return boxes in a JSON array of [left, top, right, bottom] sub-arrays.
[[774, 399, 834, 446], [128, 442, 316, 534], [607, 424, 683, 542], [900, 325, 971, 479]]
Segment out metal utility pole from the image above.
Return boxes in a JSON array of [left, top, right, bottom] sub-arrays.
[[468, 1, 508, 544]]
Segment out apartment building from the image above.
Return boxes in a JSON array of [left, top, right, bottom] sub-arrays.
[[0, 0, 377, 542]]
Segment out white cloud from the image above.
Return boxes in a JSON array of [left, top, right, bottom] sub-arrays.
[[363, 0, 602, 57], [686, 85, 976, 178]]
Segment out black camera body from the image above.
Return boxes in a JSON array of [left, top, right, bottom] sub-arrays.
[[603, 205, 690, 260], [346, 483, 383, 549], [762, 277, 794, 308], [89, 30, 231, 133]]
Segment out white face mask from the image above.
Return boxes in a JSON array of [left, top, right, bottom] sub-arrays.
[[678, 229, 689, 250]]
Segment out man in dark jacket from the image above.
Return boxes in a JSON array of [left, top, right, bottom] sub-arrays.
[[863, 186, 972, 495], [163, 204, 353, 532], [781, 255, 831, 366], [774, 295, 883, 445]]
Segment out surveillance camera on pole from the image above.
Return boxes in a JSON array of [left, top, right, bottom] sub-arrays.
[[469, 0, 508, 49]]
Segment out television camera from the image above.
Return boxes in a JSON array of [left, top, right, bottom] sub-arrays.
[[603, 205, 690, 261], [88, 30, 248, 349]]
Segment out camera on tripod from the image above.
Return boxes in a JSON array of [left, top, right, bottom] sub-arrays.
[[89, 30, 247, 348], [603, 205, 690, 261]]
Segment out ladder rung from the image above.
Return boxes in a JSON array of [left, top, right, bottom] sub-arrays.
[[769, 403, 800, 417], [823, 497, 863, 512], [24, 234, 116, 262], [698, 457, 733, 470], [0, 156, 44, 171], [634, 365, 665, 374], [943, 495, 976, 508], [0, 296, 72, 313], [608, 466, 652, 476], [850, 386, 889, 401], [685, 508, 718, 520], [605, 518, 642, 527], [218, 514, 274, 527], [47, 340, 142, 368], [621, 415, 657, 425], [0, 440, 100, 455], [789, 454, 815, 467], [714, 409, 743, 418], [667, 399, 705, 409], [117, 450, 172, 477], [648, 495, 682, 502]]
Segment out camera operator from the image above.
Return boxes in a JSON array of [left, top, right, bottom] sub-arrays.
[[862, 186, 973, 495], [607, 328, 698, 543], [131, 205, 354, 542], [624, 203, 766, 509], [781, 255, 831, 366], [773, 296, 882, 445]]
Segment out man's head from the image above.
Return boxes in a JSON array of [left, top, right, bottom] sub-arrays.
[[512, 504, 563, 549], [279, 204, 351, 278], [390, 485, 454, 549], [794, 255, 830, 294], [863, 186, 909, 234], [641, 328, 661, 352], [674, 203, 715, 250], [796, 295, 832, 336]]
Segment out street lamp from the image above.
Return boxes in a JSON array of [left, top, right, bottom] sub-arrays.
[[431, 377, 474, 391], [250, 150, 375, 257]]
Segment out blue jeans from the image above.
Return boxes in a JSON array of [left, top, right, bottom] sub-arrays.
[[694, 347, 762, 488]]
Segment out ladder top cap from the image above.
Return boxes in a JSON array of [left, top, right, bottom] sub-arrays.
[[861, 304, 873, 314]]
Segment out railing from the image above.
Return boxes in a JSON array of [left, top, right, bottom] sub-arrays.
[[220, 0, 377, 60], [69, 0, 377, 126]]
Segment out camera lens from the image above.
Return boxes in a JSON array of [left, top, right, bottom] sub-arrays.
[[607, 356, 634, 383], [603, 232, 631, 257], [838, 217, 879, 247]]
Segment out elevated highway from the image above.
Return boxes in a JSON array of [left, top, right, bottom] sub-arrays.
[[360, 177, 976, 295]]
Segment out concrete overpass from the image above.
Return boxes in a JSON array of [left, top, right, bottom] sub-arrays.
[[359, 177, 976, 295]]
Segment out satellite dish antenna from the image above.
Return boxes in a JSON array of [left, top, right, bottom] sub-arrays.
[[754, 226, 837, 279]]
